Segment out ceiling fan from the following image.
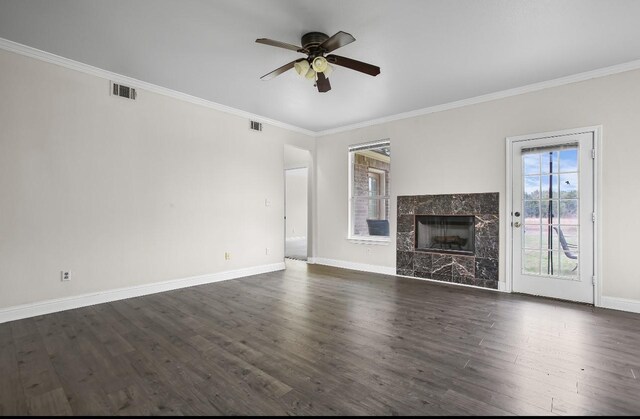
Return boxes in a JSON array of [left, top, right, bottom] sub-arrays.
[[256, 31, 380, 93]]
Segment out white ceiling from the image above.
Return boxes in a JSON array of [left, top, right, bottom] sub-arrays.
[[2, 0, 640, 132]]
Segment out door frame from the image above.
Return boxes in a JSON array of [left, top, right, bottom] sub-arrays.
[[505, 126, 603, 306]]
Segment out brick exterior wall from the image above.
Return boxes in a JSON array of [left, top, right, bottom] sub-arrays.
[[353, 153, 390, 236]]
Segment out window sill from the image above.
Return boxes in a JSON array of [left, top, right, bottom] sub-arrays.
[[347, 236, 391, 245]]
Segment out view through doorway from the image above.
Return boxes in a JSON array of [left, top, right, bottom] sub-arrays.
[[284, 145, 311, 261]]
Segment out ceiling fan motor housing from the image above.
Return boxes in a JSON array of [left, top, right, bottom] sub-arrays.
[[301, 32, 330, 56]]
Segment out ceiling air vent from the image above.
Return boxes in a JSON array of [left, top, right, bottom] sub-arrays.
[[250, 121, 263, 132], [111, 82, 137, 100]]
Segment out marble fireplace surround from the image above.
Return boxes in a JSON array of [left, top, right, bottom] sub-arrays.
[[396, 193, 499, 289]]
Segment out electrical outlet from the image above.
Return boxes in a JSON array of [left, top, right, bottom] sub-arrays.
[[224, 252, 231, 260], [265, 247, 270, 255], [61, 271, 71, 282], [265, 198, 271, 207]]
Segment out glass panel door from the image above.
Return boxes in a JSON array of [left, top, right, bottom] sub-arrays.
[[521, 144, 580, 279], [512, 132, 594, 304]]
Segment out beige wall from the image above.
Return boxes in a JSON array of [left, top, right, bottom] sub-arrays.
[[0, 49, 314, 309], [3, 44, 640, 310], [316, 68, 640, 301]]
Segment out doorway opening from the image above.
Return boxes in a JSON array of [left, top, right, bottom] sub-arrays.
[[284, 145, 311, 261]]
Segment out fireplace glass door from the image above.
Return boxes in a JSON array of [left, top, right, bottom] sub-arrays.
[[416, 215, 475, 255]]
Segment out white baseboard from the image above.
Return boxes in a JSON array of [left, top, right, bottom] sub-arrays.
[[0, 262, 285, 324], [498, 282, 508, 292], [311, 258, 396, 275], [599, 296, 640, 314]]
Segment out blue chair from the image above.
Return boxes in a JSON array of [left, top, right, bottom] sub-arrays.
[[366, 219, 389, 236]]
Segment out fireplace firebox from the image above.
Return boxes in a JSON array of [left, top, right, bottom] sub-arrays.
[[415, 215, 475, 255]]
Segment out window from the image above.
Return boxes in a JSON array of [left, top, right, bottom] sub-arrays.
[[348, 140, 391, 241], [367, 168, 386, 220]]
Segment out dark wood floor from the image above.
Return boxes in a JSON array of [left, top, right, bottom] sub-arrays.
[[1, 260, 640, 416]]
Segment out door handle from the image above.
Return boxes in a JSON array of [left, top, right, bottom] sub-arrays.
[[513, 221, 522, 228]]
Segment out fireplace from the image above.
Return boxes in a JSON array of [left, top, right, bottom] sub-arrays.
[[397, 193, 499, 289], [415, 215, 475, 255]]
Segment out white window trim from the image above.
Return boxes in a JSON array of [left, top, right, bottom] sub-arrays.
[[347, 236, 391, 245], [347, 140, 391, 243]]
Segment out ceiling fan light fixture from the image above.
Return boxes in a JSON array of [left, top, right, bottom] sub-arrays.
[[323, 63, 334, 77], [312, 56, 329, 73], [305, 68, 316, 80], [294, 60, 310, 77]]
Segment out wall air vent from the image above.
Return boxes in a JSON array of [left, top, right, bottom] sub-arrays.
[[250, 121, 263, 132], [111, 82, 137, 100]]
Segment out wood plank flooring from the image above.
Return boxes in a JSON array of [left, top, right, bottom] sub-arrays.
[[1, 259, 640, 415]]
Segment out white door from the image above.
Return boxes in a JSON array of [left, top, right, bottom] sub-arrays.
[[511, 132, 595, 303]]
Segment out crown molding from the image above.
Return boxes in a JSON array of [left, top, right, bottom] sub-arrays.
[[0, 37, 316, 137], [316, 58, 640, 137], [3, 37, 640, 138]]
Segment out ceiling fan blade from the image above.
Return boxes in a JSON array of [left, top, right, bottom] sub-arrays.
[[320, 31, 355, 53], [316, 72, 331, 93], [326, 54, 380, 76], [256, 38, 305, 53], [260, 60, 298, 80]]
